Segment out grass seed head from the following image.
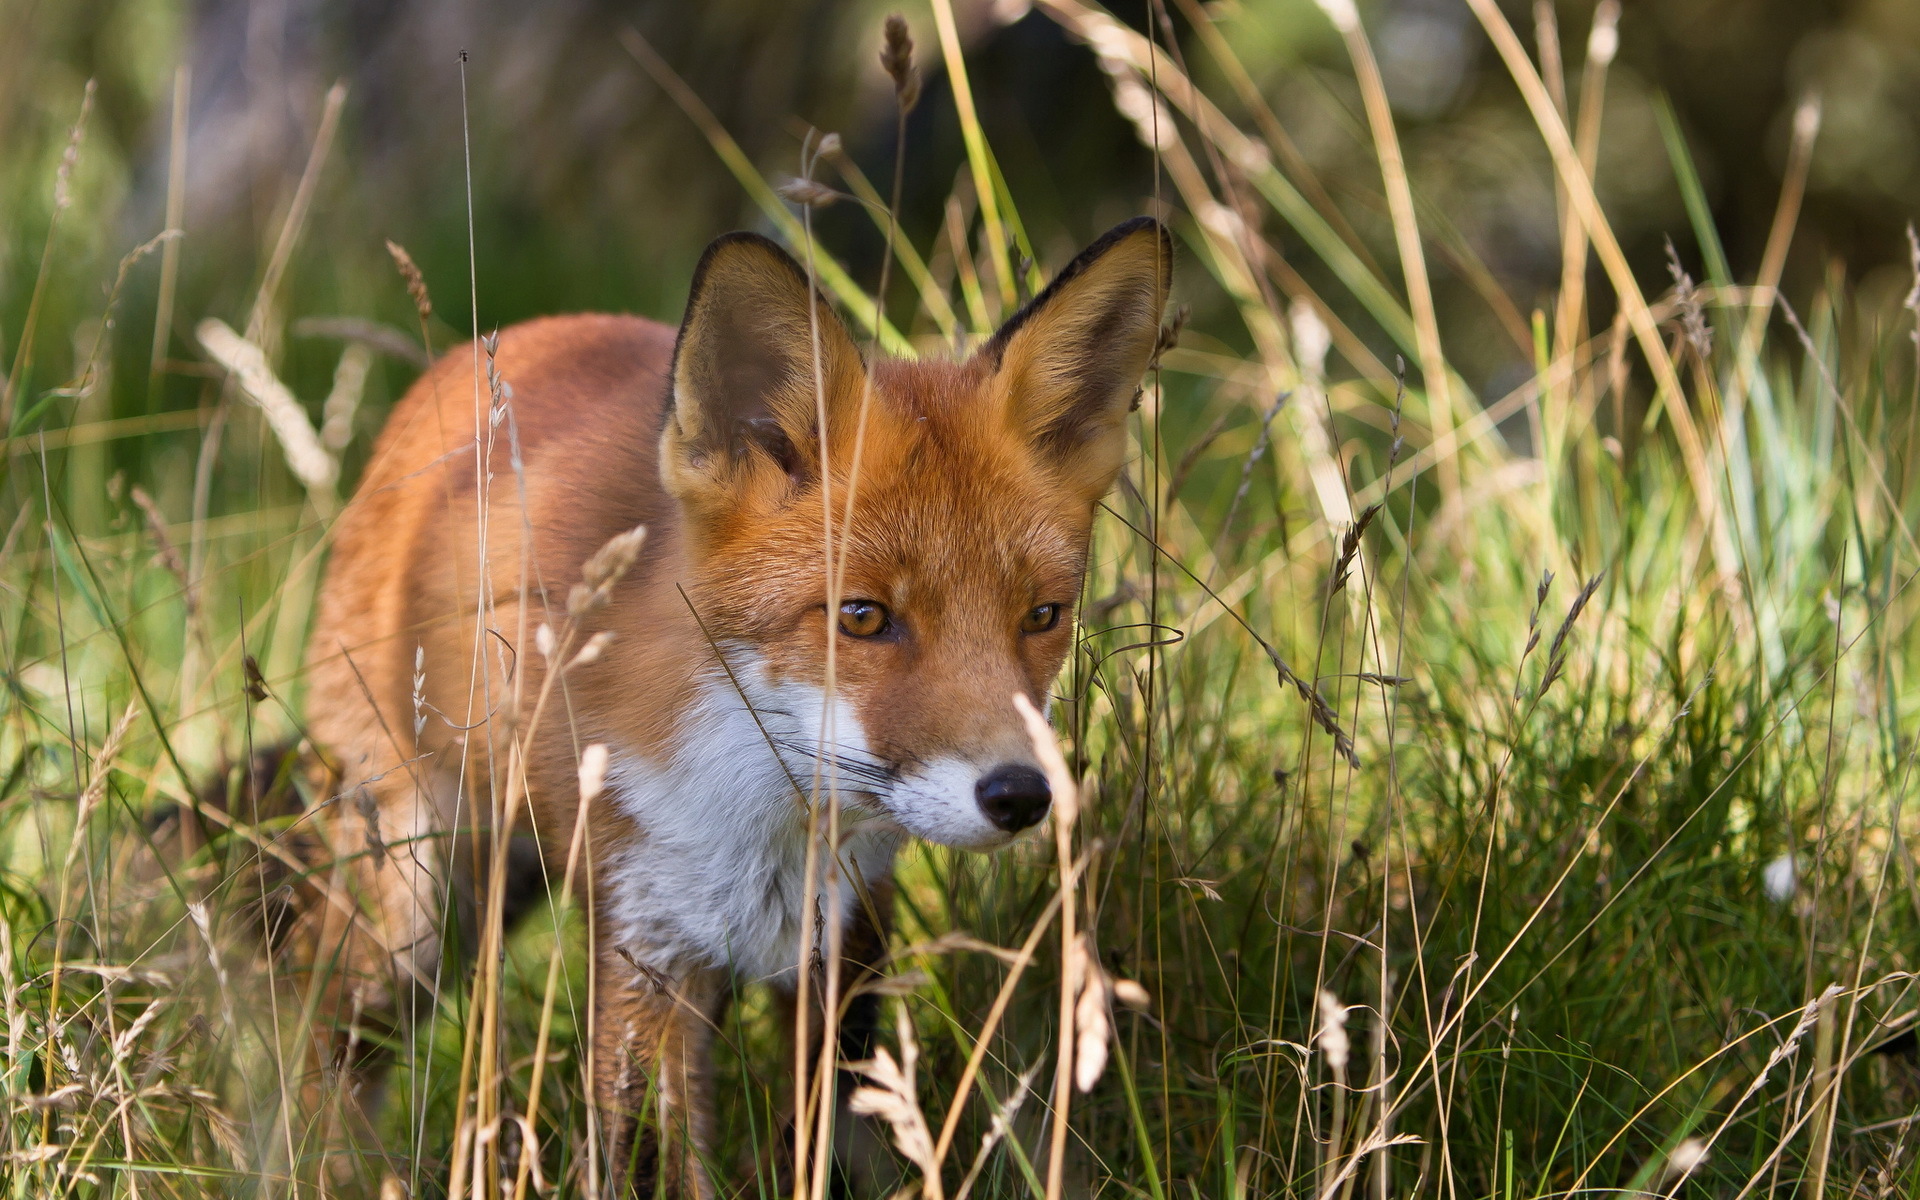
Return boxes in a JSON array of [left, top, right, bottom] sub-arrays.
[[52, 79, 96, 213], [385, 239, 434, 323], [777, 176, 840, 208], [1316, 990, 1351, 1072], [881, 15, 920, 112], [572, 524, 648, 615], [1071, 933, 1113, 1092], [579, 743, 610, 804]]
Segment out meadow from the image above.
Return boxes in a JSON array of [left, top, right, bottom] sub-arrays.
[[1, 0, 1917, 1195]]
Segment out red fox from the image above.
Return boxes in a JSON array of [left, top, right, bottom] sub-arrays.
[[288, 217, 1170, 1191]]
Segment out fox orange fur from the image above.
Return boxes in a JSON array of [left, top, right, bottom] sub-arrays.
[[289, 218, 1170, 1193]]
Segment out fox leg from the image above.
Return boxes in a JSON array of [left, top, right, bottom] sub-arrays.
[[771, 879, 898, 1196], [287, 767, 457, 1159], [593, 939, 728, 1198]]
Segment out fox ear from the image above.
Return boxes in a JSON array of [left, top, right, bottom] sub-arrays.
[[662, 232, 865, 510], [980, 218, 1172, 499]]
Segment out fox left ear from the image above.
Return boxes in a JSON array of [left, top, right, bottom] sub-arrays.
[[980, 217, 1172, 499]]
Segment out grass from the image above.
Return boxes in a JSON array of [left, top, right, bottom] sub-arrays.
[[2, 0, 1918, 1196]]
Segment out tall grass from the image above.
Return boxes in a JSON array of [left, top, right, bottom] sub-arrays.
[[2, 0, 1917, 1196]]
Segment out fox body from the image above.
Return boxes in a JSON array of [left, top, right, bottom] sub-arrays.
[[292, 219, 1170, 1191]]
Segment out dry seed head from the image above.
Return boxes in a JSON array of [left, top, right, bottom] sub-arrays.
[[321, 341, 371, 453], [570, 629, 615, 669], [535, 623, 557, 661], [412, 645, 427, 740], [1665, 1137, 1708, 1178], [881, 15, 921, 112], [197, 318, 339, 490], [53, 79, 97, 212], [1905, 224, 1920, 322], [130, 485, 188, 598], [1539, 572, 1603, 696], [1793, 94, 1822, 142], [356, 787, 386, 865], [579, 743, 610, 804], [1072, 934, 1113, 1092], [1316, 989, 1351, 1072], [847, 1007, 938, 1172], [1587, 0, 1620, 65], [777, 176, 840, 209], [1664, 239, 1712, 360], [1314, 0, 1360, 34], [1289, 298, 1332, 382], [385, 239, 434, 322], [573, 524, 648, 614], [65, 703, 139, 876], [1329, 503, 1380, 596], [583, 525, 647, 589], [1265, 644, 1359, 767], [815, 132, 844, 160]]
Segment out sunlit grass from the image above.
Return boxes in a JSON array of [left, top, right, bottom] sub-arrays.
[[2, 1, 1917, 1197]]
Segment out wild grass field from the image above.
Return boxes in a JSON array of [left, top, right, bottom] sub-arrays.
[[2, 0, 1918, 1196]]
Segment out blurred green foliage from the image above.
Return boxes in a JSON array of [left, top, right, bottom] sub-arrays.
[[6, 0, 1920, 483]]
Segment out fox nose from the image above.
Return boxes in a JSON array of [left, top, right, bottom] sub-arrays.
[[976, 764, 1051, 833]]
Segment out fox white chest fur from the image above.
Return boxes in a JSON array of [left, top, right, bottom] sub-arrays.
[[600, 657, 902, 982]]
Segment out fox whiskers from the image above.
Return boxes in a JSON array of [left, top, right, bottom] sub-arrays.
[[774, 738, 900, 792]]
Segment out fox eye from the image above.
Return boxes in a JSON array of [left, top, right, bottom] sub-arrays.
[[1020, 603, 1062, 634], [837, 600, 892, 638]]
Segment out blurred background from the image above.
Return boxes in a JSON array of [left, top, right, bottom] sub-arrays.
[[6, 0, 1919, 483]]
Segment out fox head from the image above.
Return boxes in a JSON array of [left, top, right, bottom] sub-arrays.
[[661, 218, 1171, 849]]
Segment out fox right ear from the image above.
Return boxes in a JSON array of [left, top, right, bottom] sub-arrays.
[[661, 233, 865, 516], [979, 218, 1172, 501]]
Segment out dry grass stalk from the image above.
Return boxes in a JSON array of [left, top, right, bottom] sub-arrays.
[[246, 81, 347, 349], [1, 78, 96, 429], [509, 743, 610, 1200], [320, 340, 372, 453], [951, 1064, 1041, 1200], [148, 64, 190, 386], [1729, 93, 1820, 408], [1312, 0, 1458, 501], [61, 703, 140, 879], [1011, 691, 1082, 1198], [1549, 0, 1618, 369], [620, 26, 910, 354], [44, 700, 142, 1072], [1050, 0, 1357, 523], [928, 0, 1014, 309], [847, 1007, 943, 1198], [927, 864, 1085, 1170], [195, 318, 338, 493], [470, 526, 643, 1199], [1461, 0, 1740, 594]]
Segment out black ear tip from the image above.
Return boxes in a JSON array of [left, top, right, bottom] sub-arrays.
[[1092, 215, 1169, 251], [1113, 215, 1167, 237], [1088, 217, 1174, 282], [686, 231, 809, 302]]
